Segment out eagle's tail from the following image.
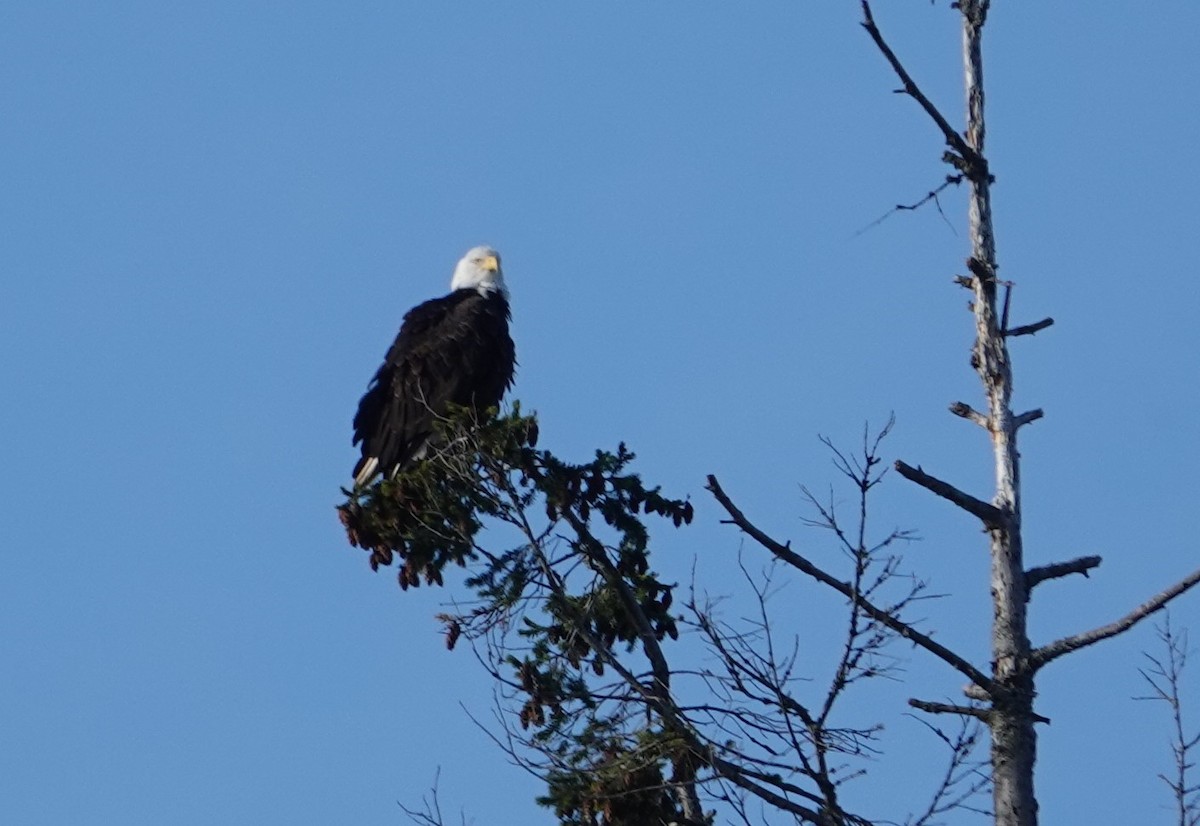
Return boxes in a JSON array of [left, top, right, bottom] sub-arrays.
[[352, 456, 379, 488]]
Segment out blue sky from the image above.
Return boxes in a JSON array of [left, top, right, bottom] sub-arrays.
[[3, 2, 1199, 823]]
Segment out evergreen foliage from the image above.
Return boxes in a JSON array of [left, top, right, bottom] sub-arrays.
[[337, 406, 697, 824]]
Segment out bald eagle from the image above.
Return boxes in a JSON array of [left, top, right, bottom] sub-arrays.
[[351, 246, 515, 486]]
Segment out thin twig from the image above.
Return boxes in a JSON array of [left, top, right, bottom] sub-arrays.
[[707, 474, 997, 696], [906, 713, 992, 826], [398, 768, 456, 826], [1135, 617, 1200, 826], [854, 174, 963, 237]]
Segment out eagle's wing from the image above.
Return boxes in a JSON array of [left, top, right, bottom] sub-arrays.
[[352, 291, 513, 484]]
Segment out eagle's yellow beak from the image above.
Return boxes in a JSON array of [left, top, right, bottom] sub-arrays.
[[481, 255, 500, 273]]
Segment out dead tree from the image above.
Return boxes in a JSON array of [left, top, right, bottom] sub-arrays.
[[753, 3, 1200, 824], [710, 2, 1200, 823]]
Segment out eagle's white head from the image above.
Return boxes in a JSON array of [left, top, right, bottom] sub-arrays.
[[450, 246, 506, 295]]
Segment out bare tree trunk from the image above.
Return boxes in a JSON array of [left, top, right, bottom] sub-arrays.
[[959, 2, 1037, 824]]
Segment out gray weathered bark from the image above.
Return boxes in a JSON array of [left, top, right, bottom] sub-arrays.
[[958, 2, 1038, 824], [867, 2, 1200, 823]]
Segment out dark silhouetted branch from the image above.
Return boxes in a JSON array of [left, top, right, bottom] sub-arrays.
[[1135, 617, 1200, 826], [906, 714, 992, 826], [1025, 556, 1102, 596], [860, 1, 987, 182], [399, 768, 461, 826], [1032, 567, 1200, 670], [704, 757, 827, 825], [1005, 318, 1054, 338], [707, 474, 997, 697], [909, 698, 992, 722], [1013, 409, 1044, 429], [855, 174, 963, 237], [893, 461, 1004, 528]]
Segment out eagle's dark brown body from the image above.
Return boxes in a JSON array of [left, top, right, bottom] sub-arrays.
[[352, 286, 514, 485]]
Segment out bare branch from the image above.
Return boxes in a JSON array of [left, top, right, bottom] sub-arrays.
[[704, 755, 829, 825], [908, 698, 992, 722], [893, 460, 1005, 528], [1005, 317, 1055, 338], [1136, 617, 1200, 826], [1013, 409, 1044, 429], [707, 474, 997, 696], [399, 768, 463, 826], [860, 1, 987, 182], [854, 174, 963, 237], [949, 401, 989, 429], [1024, 556, 1102, 596], [1032, 568, 1200, 670], [906, 714, 992, 826]]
